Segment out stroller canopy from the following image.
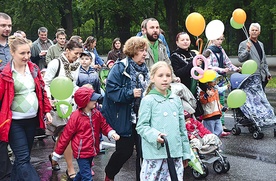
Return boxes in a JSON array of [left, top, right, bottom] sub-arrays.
[[230, 73, 250, 89]]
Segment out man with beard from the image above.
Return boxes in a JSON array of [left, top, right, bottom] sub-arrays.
[[144, 18, 170, 68], [31, 27, 53, 70], [0, 12, 13, 181]]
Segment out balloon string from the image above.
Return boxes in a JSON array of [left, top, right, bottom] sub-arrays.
[[242, 26, 249, 40]]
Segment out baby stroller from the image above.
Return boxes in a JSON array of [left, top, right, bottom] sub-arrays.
[[170, 83, 230, 179], [191, 144, 230, 179], [229, 73, 276, 139]]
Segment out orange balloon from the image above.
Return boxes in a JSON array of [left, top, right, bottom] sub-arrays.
[[232, 8, 247, 24], [185, 12, 205, 37]]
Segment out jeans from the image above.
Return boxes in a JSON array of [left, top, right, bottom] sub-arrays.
[[203, 118, 223, 136], [74, 157, 93, 181], [0, 141, 12, 180], [8, 117, 40, 181]]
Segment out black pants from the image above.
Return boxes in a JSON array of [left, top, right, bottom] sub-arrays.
[[0, 141, 12, 181], [105, 124, 141, 180]]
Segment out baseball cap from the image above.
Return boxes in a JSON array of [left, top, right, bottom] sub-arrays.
[[90, 92, 101, 101], [80, 51, 92, 58]]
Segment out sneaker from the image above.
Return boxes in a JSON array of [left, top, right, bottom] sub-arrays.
[[220, 131, 231, 137], [223, 126, 231, 132]]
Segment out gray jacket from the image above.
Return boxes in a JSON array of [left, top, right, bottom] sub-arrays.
[[238, 39, 270, 81]]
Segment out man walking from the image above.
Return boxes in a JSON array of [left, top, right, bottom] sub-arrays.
[[31, 27, 53, 69]]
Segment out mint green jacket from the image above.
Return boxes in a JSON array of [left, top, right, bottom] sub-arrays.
[[136, 89, 191, 160]]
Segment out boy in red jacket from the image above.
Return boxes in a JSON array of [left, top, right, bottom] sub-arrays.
[[52, 87, 120, 180]]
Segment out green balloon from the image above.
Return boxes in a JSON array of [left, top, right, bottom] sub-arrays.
[[55, 101, 73, 118], [50, 77, 74, 100], [242, 59, 258, 74], [230, 17, 243, 29], [227, 89, 246, 108]]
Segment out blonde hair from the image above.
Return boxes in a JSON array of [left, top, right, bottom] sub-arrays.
[[144, 61, 173, 95], [123, 36, 148, 58], [8, 36, 30, 53]]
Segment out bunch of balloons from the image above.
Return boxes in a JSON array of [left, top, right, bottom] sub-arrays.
[[50, 77, 74, 118], [230, 8, 246, 29]]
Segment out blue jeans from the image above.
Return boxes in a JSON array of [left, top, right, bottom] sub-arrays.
[[203, 118, 223, 136], [8, 117, 40, 181], [74, 157, 93, 181]]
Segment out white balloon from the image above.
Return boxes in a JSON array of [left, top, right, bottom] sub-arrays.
[[205, 20, 225, 40]]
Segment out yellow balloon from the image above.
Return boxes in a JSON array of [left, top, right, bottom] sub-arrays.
[[199, 70, 217, 83], [185, 12, 206, 37]]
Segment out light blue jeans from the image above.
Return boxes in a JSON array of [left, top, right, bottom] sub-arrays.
[[203, 119, 223, 136]]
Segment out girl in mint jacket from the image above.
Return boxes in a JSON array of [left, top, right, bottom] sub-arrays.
[[136, 61, 191, 181]]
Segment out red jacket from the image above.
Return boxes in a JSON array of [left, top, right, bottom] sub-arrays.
[[0, 61, 52, 142], [185, 117, 212, 140], [55, 108, 114, 159]]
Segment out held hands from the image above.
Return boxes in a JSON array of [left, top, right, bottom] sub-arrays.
[[133, 88, 142, 98], [111, 133, 120, 141], [224, 68, 230, 73], [157, 133, 167, 144]]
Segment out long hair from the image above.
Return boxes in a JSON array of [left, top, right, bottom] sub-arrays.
[[144, 61, 173, 95]]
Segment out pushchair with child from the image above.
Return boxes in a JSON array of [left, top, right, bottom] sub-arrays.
[[171, 82, 230, 179], [229, 73, 276, 139]]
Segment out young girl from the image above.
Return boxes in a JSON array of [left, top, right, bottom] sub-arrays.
[[136, 61, 191, 180], [51, 87, 120, 180], [204, 34, 240, 132]]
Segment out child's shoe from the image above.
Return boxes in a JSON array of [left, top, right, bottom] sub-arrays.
[[105, 175, 114, 181], [220, 131, 231, 137]]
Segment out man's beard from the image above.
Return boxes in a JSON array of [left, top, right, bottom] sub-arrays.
[[1, 33, 9, 38], [146, 32, 159, 42]]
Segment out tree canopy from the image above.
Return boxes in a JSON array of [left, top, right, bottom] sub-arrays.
[[1, 0, 275, 55]]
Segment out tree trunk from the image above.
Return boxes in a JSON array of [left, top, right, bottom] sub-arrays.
[[59, 0, 73, 37], [114, 15, 131, 44], [164, 0, 178, 51]]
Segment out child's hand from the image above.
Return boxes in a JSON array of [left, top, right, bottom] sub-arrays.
[[157, 133, 167, 143], [112, 133, 120, 141]]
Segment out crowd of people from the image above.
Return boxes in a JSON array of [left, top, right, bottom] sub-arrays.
[[0, 11, 272, 181]]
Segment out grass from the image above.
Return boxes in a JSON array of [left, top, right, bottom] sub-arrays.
[[267, 76, 276, 88]]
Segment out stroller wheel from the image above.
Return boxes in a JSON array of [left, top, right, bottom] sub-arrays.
[[253, 131, 264, 139], [231, 127, 241, 135], [248, 126, 256, 133], [222, 158, 230, 173], [192, 163, 208, 179], [213, 160, 225, 174]]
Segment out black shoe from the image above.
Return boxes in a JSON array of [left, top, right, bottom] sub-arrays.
[[223, 128, 232, 132], [49, 154, 60, 171], [66, 170, 76, 181]]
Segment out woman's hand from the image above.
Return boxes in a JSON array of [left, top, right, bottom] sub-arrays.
[[45, 112, 53, 124], [133, 88, 142, 98]]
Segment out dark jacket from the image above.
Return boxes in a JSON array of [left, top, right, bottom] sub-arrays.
[[101, 58, 134, 137]]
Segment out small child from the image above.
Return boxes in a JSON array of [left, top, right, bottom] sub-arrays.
[[199, 74, 228, 137], [52, 87, 120, 180], [136, 61, 191, 181], [184, 111, 222, 155], [76, 51, 101, 94]]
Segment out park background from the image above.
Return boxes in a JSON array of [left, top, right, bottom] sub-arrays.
[[1, 0, 276, 56]]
